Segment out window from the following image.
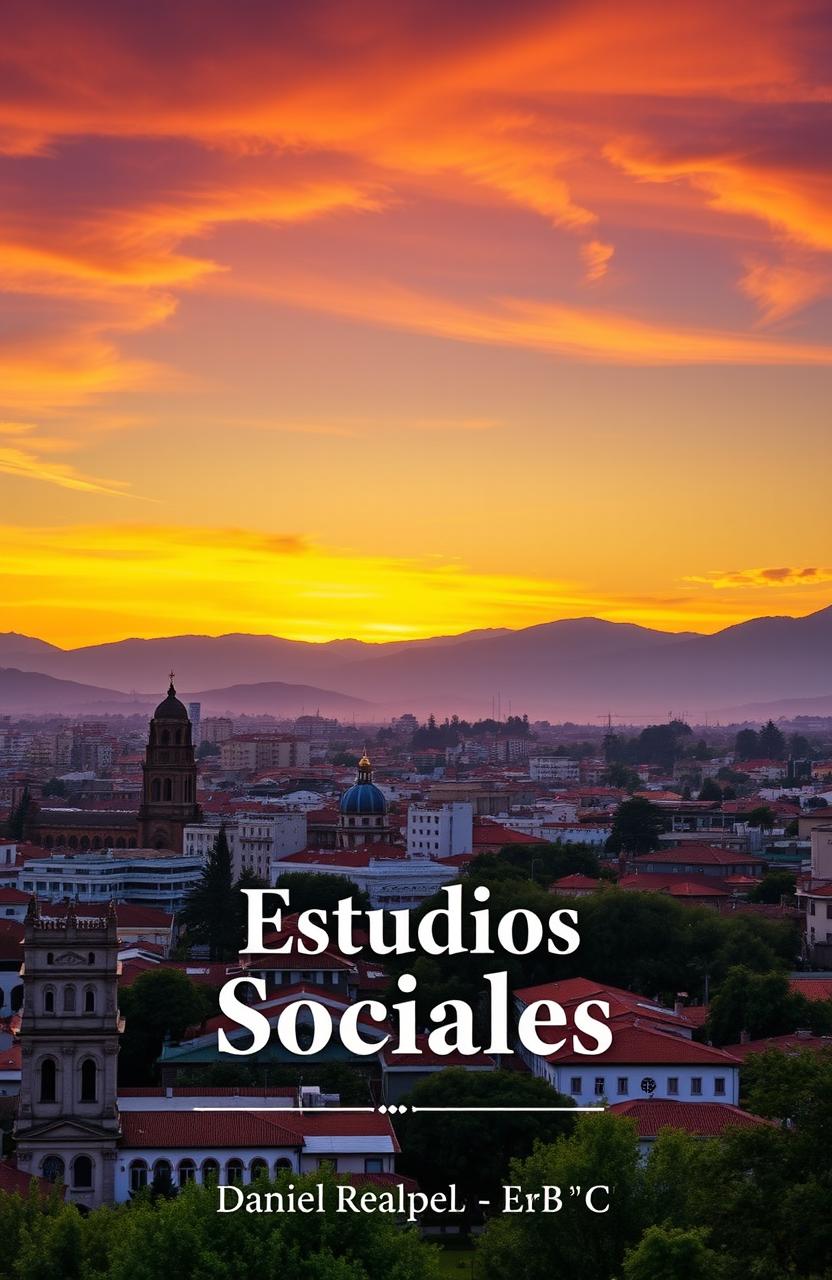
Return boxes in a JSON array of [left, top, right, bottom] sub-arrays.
[[714, 1077, 726, 1096], [40, 1057, 57, 1103], [226, 1159, 244, 1184], [364, 1158, 384, 1173], [80, 1058, 97, 1102], [570, 1076, 582, 1094], [250, 1158, 268, 1181], [84, 987, 96, 1013], [63, 985, 76, 1013], [42, 1155, 65, 1183], [594, 1077, 605, 1096], [73, 1155, 93, 1189], [178, 1160, 197, 1186], [275, 1158, 293, 1173], [43, 987, 55, 1014], [667, 1077, 679, 1095], [691, 1077, 703, 1096], [617, 1077, 629, 1095], [88, 952, 95, 966], [130, 1160, 148, 1191], [201, 1159, 220, 1183]]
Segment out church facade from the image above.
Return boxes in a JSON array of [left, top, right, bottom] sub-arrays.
[[14, 900, 123, 1208]]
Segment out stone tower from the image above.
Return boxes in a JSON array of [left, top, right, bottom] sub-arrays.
[[137, 675, 202, 852], [14, 898, 123, 1208]]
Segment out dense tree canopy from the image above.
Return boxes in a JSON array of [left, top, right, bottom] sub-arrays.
[[273, 872, 371, 916], [0, 1169, 437, 1280], [395, 1069, 574, 1222], [119, 968, 213, 1084], [606, 798, 665, 855]]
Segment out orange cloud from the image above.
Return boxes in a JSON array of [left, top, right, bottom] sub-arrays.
[[219, 270, 832, 365], [688, 566, 832, 589]]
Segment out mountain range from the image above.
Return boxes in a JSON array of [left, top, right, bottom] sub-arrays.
[[1, 605, 830, 722]]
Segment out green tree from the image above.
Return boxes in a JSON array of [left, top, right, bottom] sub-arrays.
[[119, 967, 212, 1084], [705, 966, 805, 1045], [273, 871, 371, 916], [395, 1069, 574, 1222], [746, 805, 776, 831], [748, 870, 795, 903], [606, 798, 664, 855], [180, 825, 238, 959], [602, 763, 641, 791], [477, 1112, 644, 1280], [622, 1225, 727, 1280], [734, 728, 759, 760], [8, 787, 37, 840], [758, 720, 786, 760]]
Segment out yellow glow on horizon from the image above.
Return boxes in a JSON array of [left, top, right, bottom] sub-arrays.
[[0, 523, 828, 649]]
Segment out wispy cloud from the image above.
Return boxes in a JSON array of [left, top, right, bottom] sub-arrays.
[[688, 566, 832, 589]]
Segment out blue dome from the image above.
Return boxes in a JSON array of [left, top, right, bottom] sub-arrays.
[[339, 782, 387, 816]]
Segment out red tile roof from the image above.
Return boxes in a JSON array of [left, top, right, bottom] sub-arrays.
[[789, 978, 832, 1002], [724, 1033, 832, 1060], [514, 978, 697, 1035], [0, 1160, 66, 1198], [609, 1099, 770, 1138], [121, 1108, 398, 1149]]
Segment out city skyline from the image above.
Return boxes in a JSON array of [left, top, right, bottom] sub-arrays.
[[1, 1, 830, 645]]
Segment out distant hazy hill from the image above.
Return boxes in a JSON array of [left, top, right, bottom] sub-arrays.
[[0, 668, 139, 715], [186, 680, 373, 718], [3, 605, 831, 721]]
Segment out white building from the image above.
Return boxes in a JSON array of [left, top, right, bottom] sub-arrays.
[[185, 813, 308, 880], [797, 824, 832, 960], [513, 978, 740, 1106], [529, 757, 580, 784], [406, 803, 473, 859], [17, 850, 203, 914], [271, 848, 459, 910]]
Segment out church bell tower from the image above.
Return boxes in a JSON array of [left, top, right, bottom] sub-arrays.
[[137, 675, 202, 852], [14, 898, 122, 1208]]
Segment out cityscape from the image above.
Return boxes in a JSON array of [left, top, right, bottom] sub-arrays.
[[0, 649, 831, 1275]]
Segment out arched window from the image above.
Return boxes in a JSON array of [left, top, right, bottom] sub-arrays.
[[275, 1157, 293, 1174], [88, 952, 95, 966], [63, 985, 76, 1013], [80, 1058, 97, 1103], [73, 1155, 93, 1189], [46, 952, 54, 966], [42, 1155, 64, 1183], [250, 1158, 268, 1181], [40, 1057, 57, 1103], [152, 1160, 173, 1191], [178, 1159, 197, 1186], [226, 1159, 244, 1185], [84, 987, 96, 1013], [129, 1160, 148, 1192], [163, 778, 173, 801], [43, 987, 55, 1014], [160, 729, 170, 746], [201, 1158, 220, 1183], [151, 778, 161, 802]]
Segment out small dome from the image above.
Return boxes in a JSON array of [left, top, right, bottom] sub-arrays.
[[154, 679, 189, 721], [339, 782, 387, 816]]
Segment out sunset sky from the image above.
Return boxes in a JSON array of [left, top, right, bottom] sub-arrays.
[[1, 0, 830, 647]]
